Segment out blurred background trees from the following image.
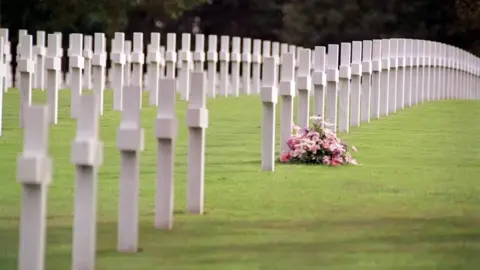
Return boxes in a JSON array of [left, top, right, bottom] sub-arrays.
[[0, 0, 478, 55]]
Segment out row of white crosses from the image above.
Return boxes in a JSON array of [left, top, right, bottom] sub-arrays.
[[2, 29, 479, 103], [177, 33, 293, 98], [10, 31, 302, 114], [16, 62, 209, 270], [107, 33, 299, 104], [2, 29, 308, 100], [16, 33, 62, 127], [0, 29, 13, 90], [12, 30, 211, 270], [1, 32, 480, 136], [17, 30, 65, 92], [6, 34, 480, 269], [261, 38, 480, 171], [2, 29, 315, 142], [6, 34, 480, 126]]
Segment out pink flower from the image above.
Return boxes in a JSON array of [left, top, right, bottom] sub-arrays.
[[287, 138, 300, 150], [321, 141, 330, 149], [283, 116, 358, 166], [332, 151, 342, 160], [280, 153, 291, 163], [324, 129, 336, 138], [331, 160, 341, 166], [332, 155, 343, 164], [306, 131, 319, 138], [322, 156, 331, 165]]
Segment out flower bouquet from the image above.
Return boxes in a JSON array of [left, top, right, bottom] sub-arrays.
[[279, 116, 359, 166]]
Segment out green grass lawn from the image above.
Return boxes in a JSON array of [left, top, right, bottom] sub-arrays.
[[0, 89, 480, 270]]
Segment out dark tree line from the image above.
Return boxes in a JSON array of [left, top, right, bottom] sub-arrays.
[[1, 0, 479, 56]]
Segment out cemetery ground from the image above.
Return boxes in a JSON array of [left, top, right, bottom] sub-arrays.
[[0, 89, 480, 270]]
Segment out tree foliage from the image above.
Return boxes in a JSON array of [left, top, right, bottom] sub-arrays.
[[188, 0, 479, 56], [1, 0, 207, 38], [0, 0, 478, 55], [455, 0, 480, 29]]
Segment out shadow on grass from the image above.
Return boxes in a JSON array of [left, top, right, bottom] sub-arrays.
[[0, 216, 479, 269], [207, 160, 261, 166]]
